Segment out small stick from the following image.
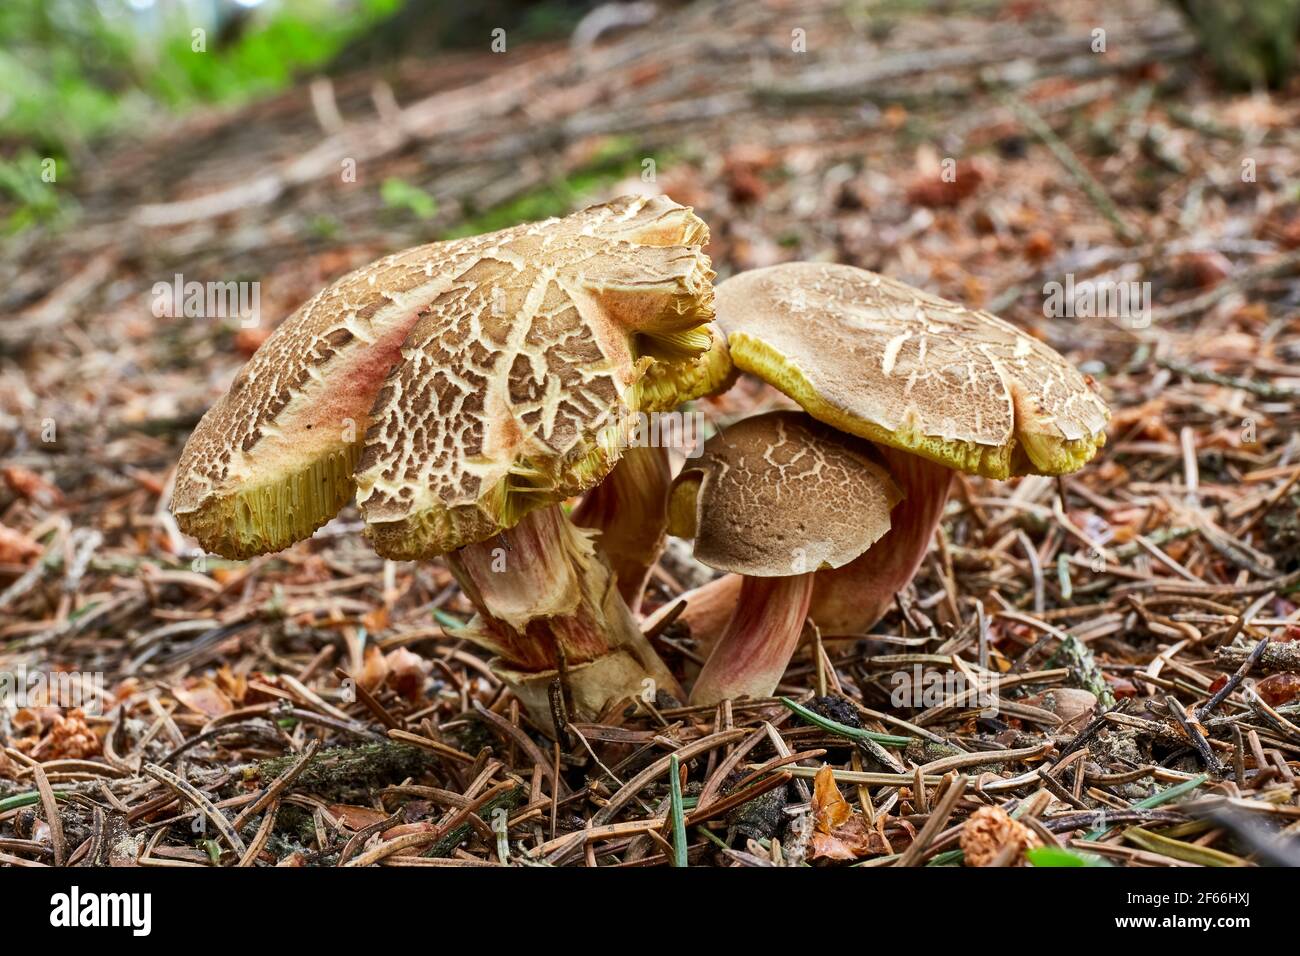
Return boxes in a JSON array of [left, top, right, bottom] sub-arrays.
[[1164, 696, 1222, 776], [141, 763, 246, 858], [1197, 636, 1269, 720], [1002, 92, 1136, 243], [334, 667, 402, 731], [231, 740, 321, 833], [895, 774, 969, 867], [237, 801, 280, 868], [30, 765, 66, 867]]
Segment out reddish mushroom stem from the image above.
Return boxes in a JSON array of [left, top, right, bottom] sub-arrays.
[[810, 446, 953, 633], [447, 504, 683, 725], [690, 573, 814, 706], [571, 444, 671, 615], [449, 506, 609, 671], [675, 448, 952, 702]]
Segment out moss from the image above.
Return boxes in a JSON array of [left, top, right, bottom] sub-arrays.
[[1264, 491, 1300, 571], [245, 742, 442, 800]]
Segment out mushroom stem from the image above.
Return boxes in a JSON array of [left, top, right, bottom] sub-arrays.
[[447, 504, 683, 725], [641, 572, 741, 679], [689, 573, 814, 706], [571, 444, 671, 615], [662, 448, 950, 669], [809, 446, 953, 633]]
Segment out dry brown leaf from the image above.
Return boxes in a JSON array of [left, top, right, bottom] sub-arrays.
[[172, 679, 234, 717], [362, 605, 390, 634], [906, 159, 984, 208], [329, 804, 390, 830], [216, 665, 248, 705], [0, 524, 42, 564], [811, 813, 892, 860], [810, 830, 860, 861], [808, 765, 894, 860], [811, 764, 851, 833], [360, 644, 389, 691], [384, 647, 429, 701], [2, 466, 63, 507], [13, 707, 57, 733], [1109, 399, 1177, 444]]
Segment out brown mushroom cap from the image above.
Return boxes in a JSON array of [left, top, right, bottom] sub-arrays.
[[355, 196, 720, 560], [171, 226, 523, 559], [715, 262, 1110, 480], [668, 410, 901, 577], [174, 196, 721, 559]]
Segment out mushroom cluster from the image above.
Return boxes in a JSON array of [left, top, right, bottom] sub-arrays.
[[173, 201, 1109, 729], [662, 262, 1110, 704], [174, 195, 730, 727]]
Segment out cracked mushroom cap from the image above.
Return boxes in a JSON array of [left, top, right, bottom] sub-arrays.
[[174, 195, 724, 559], [667, 410, 901, 576], [356, 195, 723, 560], [715, 262, 1110, 480]]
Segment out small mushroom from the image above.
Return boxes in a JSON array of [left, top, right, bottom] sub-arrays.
[[718, 262, 1108, 636], [668, 410, 901, 704], [665, 262, 1110, 701], [175, 195, 724, 726]]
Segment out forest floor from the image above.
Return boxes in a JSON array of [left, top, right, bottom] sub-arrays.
[[2, 0, 1300, 867]]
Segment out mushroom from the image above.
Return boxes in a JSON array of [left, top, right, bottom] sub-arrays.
[[663, 262, 1110, 702], [174, 195, 726, 726], [668, 410, 900, 704], [571, 324, 734, 614], [353, 196, 729, 725]]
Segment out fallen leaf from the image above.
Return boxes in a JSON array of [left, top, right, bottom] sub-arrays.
[[2, 466, 63, 507], [811, 765, 851, 833], [329, 804, 390, 830], [384, 647, 430, 701], [362, 605, 390, 634], [360, 644, 388, 691], [811, 813, 892, 860], [216, 666, 248, 705], [0, 524, 42, 564], [906, 159, 984, 208], [173, 679, 234, 717]]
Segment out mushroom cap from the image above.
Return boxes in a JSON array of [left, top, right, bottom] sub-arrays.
[[715, 262, 1110, 480], [174, 195, 719, 559], [668, 410, 901, 577], [355, 195, 719, 559]]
